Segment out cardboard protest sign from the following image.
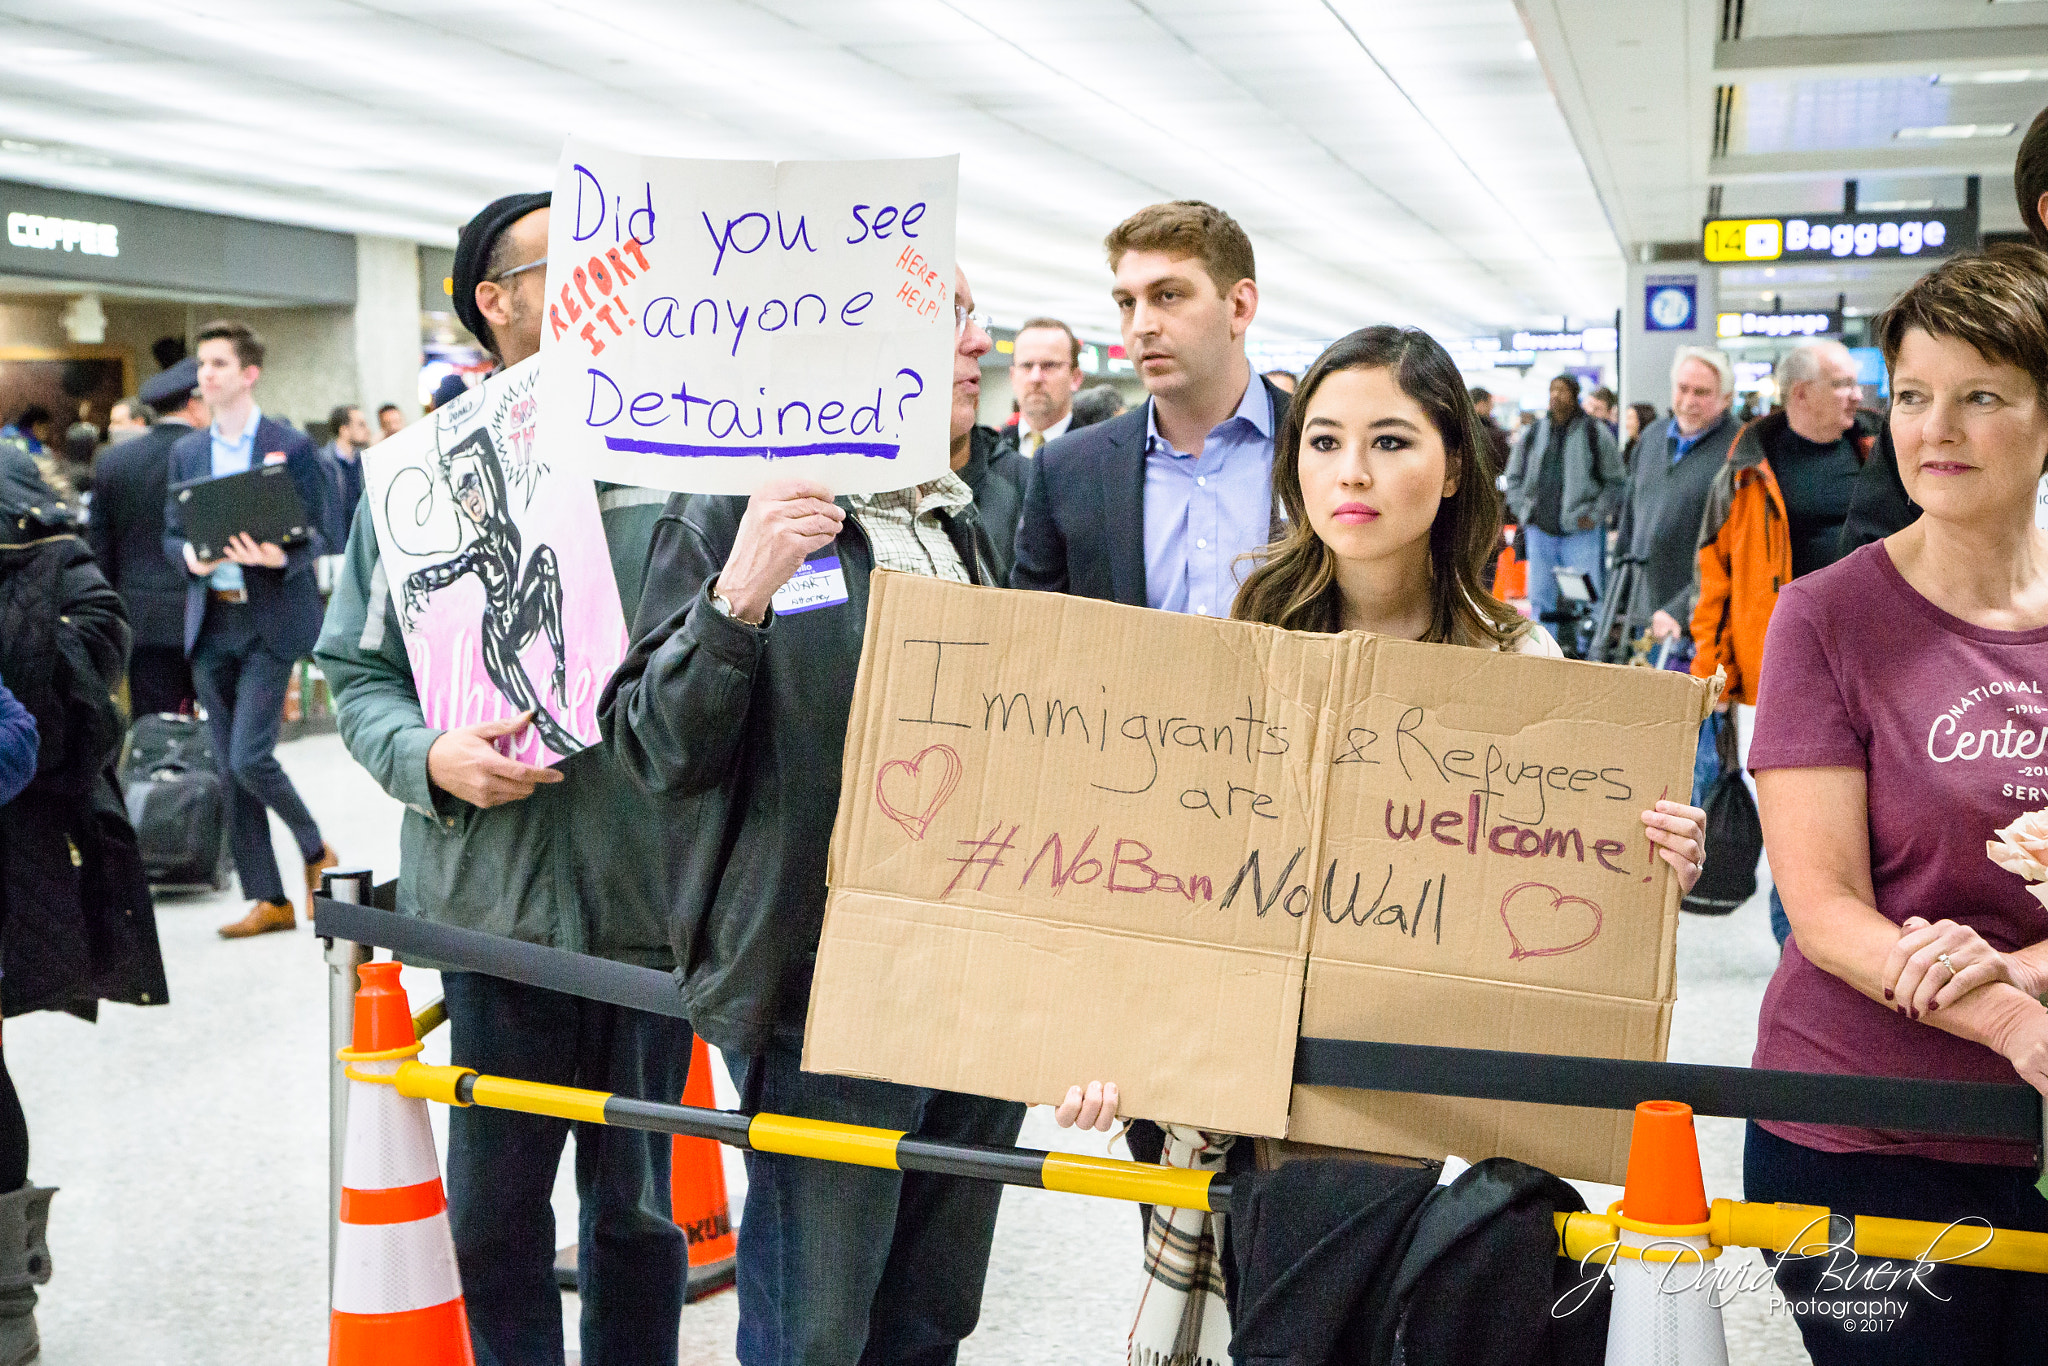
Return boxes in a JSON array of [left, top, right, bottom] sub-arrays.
[[536, 138, 959, 496], [806, 573, 1717, 1181], [361, 357, 628, 768]]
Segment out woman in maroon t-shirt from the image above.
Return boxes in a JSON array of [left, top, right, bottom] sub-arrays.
[[1749, 248, 2048, 1363]]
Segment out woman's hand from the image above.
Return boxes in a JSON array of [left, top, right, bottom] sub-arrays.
[[1884, 917, 2043, 1019], [1053, 1080, 1119, 1131], [1998, 1010, 2048, 1097], [1641, 800, 1707, 894]]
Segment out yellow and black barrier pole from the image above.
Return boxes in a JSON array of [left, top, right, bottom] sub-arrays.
[[352, 1060, 1225, 1213], [348, 1059, 2048, 1275]]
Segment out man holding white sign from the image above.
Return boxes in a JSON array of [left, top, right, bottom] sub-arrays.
[[601, 263, 1022, 1366]]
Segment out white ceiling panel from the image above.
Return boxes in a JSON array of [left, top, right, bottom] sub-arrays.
[[0, 0, 1633, 335]]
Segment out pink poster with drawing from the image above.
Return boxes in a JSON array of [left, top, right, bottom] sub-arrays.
[[361, 357, 628, 767]]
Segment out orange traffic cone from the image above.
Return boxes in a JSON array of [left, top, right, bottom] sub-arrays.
[[330, 963, 475, 1365], [1603, 1101, 1728, 1366], [675, 1035, 737, 1301]]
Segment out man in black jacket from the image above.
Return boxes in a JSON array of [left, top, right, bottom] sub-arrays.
[[87, 358, 206, 717], [602, 267, 1023, 1366]]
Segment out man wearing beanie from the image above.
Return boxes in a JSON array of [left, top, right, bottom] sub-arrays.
[[317, 192, 691, 1366]]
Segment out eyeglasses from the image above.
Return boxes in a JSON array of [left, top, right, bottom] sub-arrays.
[[1013, 360, 1072, 375], [955, 303, 991, 336], [488, 256, 547, 284]]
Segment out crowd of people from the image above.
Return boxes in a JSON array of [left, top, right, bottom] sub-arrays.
[[2, 134, 2047, 1366]]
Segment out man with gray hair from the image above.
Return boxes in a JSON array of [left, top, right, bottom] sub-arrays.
[[1611, 346, 1737, 646], [1690, 337, 1875, 945]]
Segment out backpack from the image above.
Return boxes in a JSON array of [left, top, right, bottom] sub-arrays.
[[119, 714, 232, 890], [1682, 716, 1762, 915]]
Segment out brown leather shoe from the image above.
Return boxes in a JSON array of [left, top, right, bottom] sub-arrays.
[[304, 843, 339, 916], [219, 899, 296, 939]]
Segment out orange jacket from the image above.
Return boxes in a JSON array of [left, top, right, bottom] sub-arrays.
[[1689, 411, 1874, 705]]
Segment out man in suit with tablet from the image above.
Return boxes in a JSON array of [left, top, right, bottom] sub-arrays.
[[162, 319, 337, 938]]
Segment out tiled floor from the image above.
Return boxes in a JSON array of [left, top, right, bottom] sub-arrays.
[[17, 732, 1809, 1364]]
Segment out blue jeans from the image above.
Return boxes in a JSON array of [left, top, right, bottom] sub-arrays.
[[442, 972, 692, 1366], [1523, 525, 1606, 626], [728, 1043, 1026, 1366], [1769, 885, 1791, 946], [1690, 715, 1722, 810], [1744, 1122, 2048, 1363]]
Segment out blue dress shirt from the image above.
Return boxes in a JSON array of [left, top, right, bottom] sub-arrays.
[[1667, 410, 1729, 464], [207, 405, 262, 593], [1141, 378, 1275, 616]]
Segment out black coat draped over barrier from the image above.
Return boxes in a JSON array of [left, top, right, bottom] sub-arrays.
[[0, 444, 168, 1021]]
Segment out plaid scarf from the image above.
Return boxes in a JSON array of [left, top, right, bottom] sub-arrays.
[[1128, 1125, 1234, 1366]]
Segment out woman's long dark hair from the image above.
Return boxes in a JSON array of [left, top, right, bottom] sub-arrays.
[[1230, 325, 1528, 647]]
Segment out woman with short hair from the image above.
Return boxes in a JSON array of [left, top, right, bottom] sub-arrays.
[[1746, 244, 2048, 1363]]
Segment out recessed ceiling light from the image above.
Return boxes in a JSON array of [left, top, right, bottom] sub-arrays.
[[1896, 123, 2017, 140]]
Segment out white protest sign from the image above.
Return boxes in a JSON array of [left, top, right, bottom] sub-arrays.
[[536, 139, 959, 496]]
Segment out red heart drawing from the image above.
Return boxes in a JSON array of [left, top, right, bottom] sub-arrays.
[[874, 744, 963, 841], [1498, 881, 1604, 960]]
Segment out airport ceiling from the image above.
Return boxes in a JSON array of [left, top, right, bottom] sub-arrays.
[[2, 0, 2044, 336], [0, 0, 1622, 340]]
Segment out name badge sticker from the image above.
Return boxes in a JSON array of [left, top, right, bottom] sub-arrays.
[[773, 555, 850, 616]]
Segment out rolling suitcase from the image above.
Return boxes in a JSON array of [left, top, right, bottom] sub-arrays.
[[120, 713, 232, 890]]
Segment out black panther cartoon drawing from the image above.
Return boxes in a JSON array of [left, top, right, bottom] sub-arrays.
[[398, 426, 582, 755]]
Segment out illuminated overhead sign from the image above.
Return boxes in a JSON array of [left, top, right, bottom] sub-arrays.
[[1644, 276, 1697, 332], [1716, 310, 1841, 339], [1444, 336, 1534, 368], [1510, 327, 1617, 353], [6, 210, 117, 256], [0, 177, 354, 304], [1702, 209, 1976, 263], [1443, 328, 1615, 368]]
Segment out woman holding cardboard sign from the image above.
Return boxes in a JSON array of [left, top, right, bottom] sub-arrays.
[[1043, 328, 1712, 1057], [1055, 326, 1707, 1363], [1746, 247, 2048, 1364]]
